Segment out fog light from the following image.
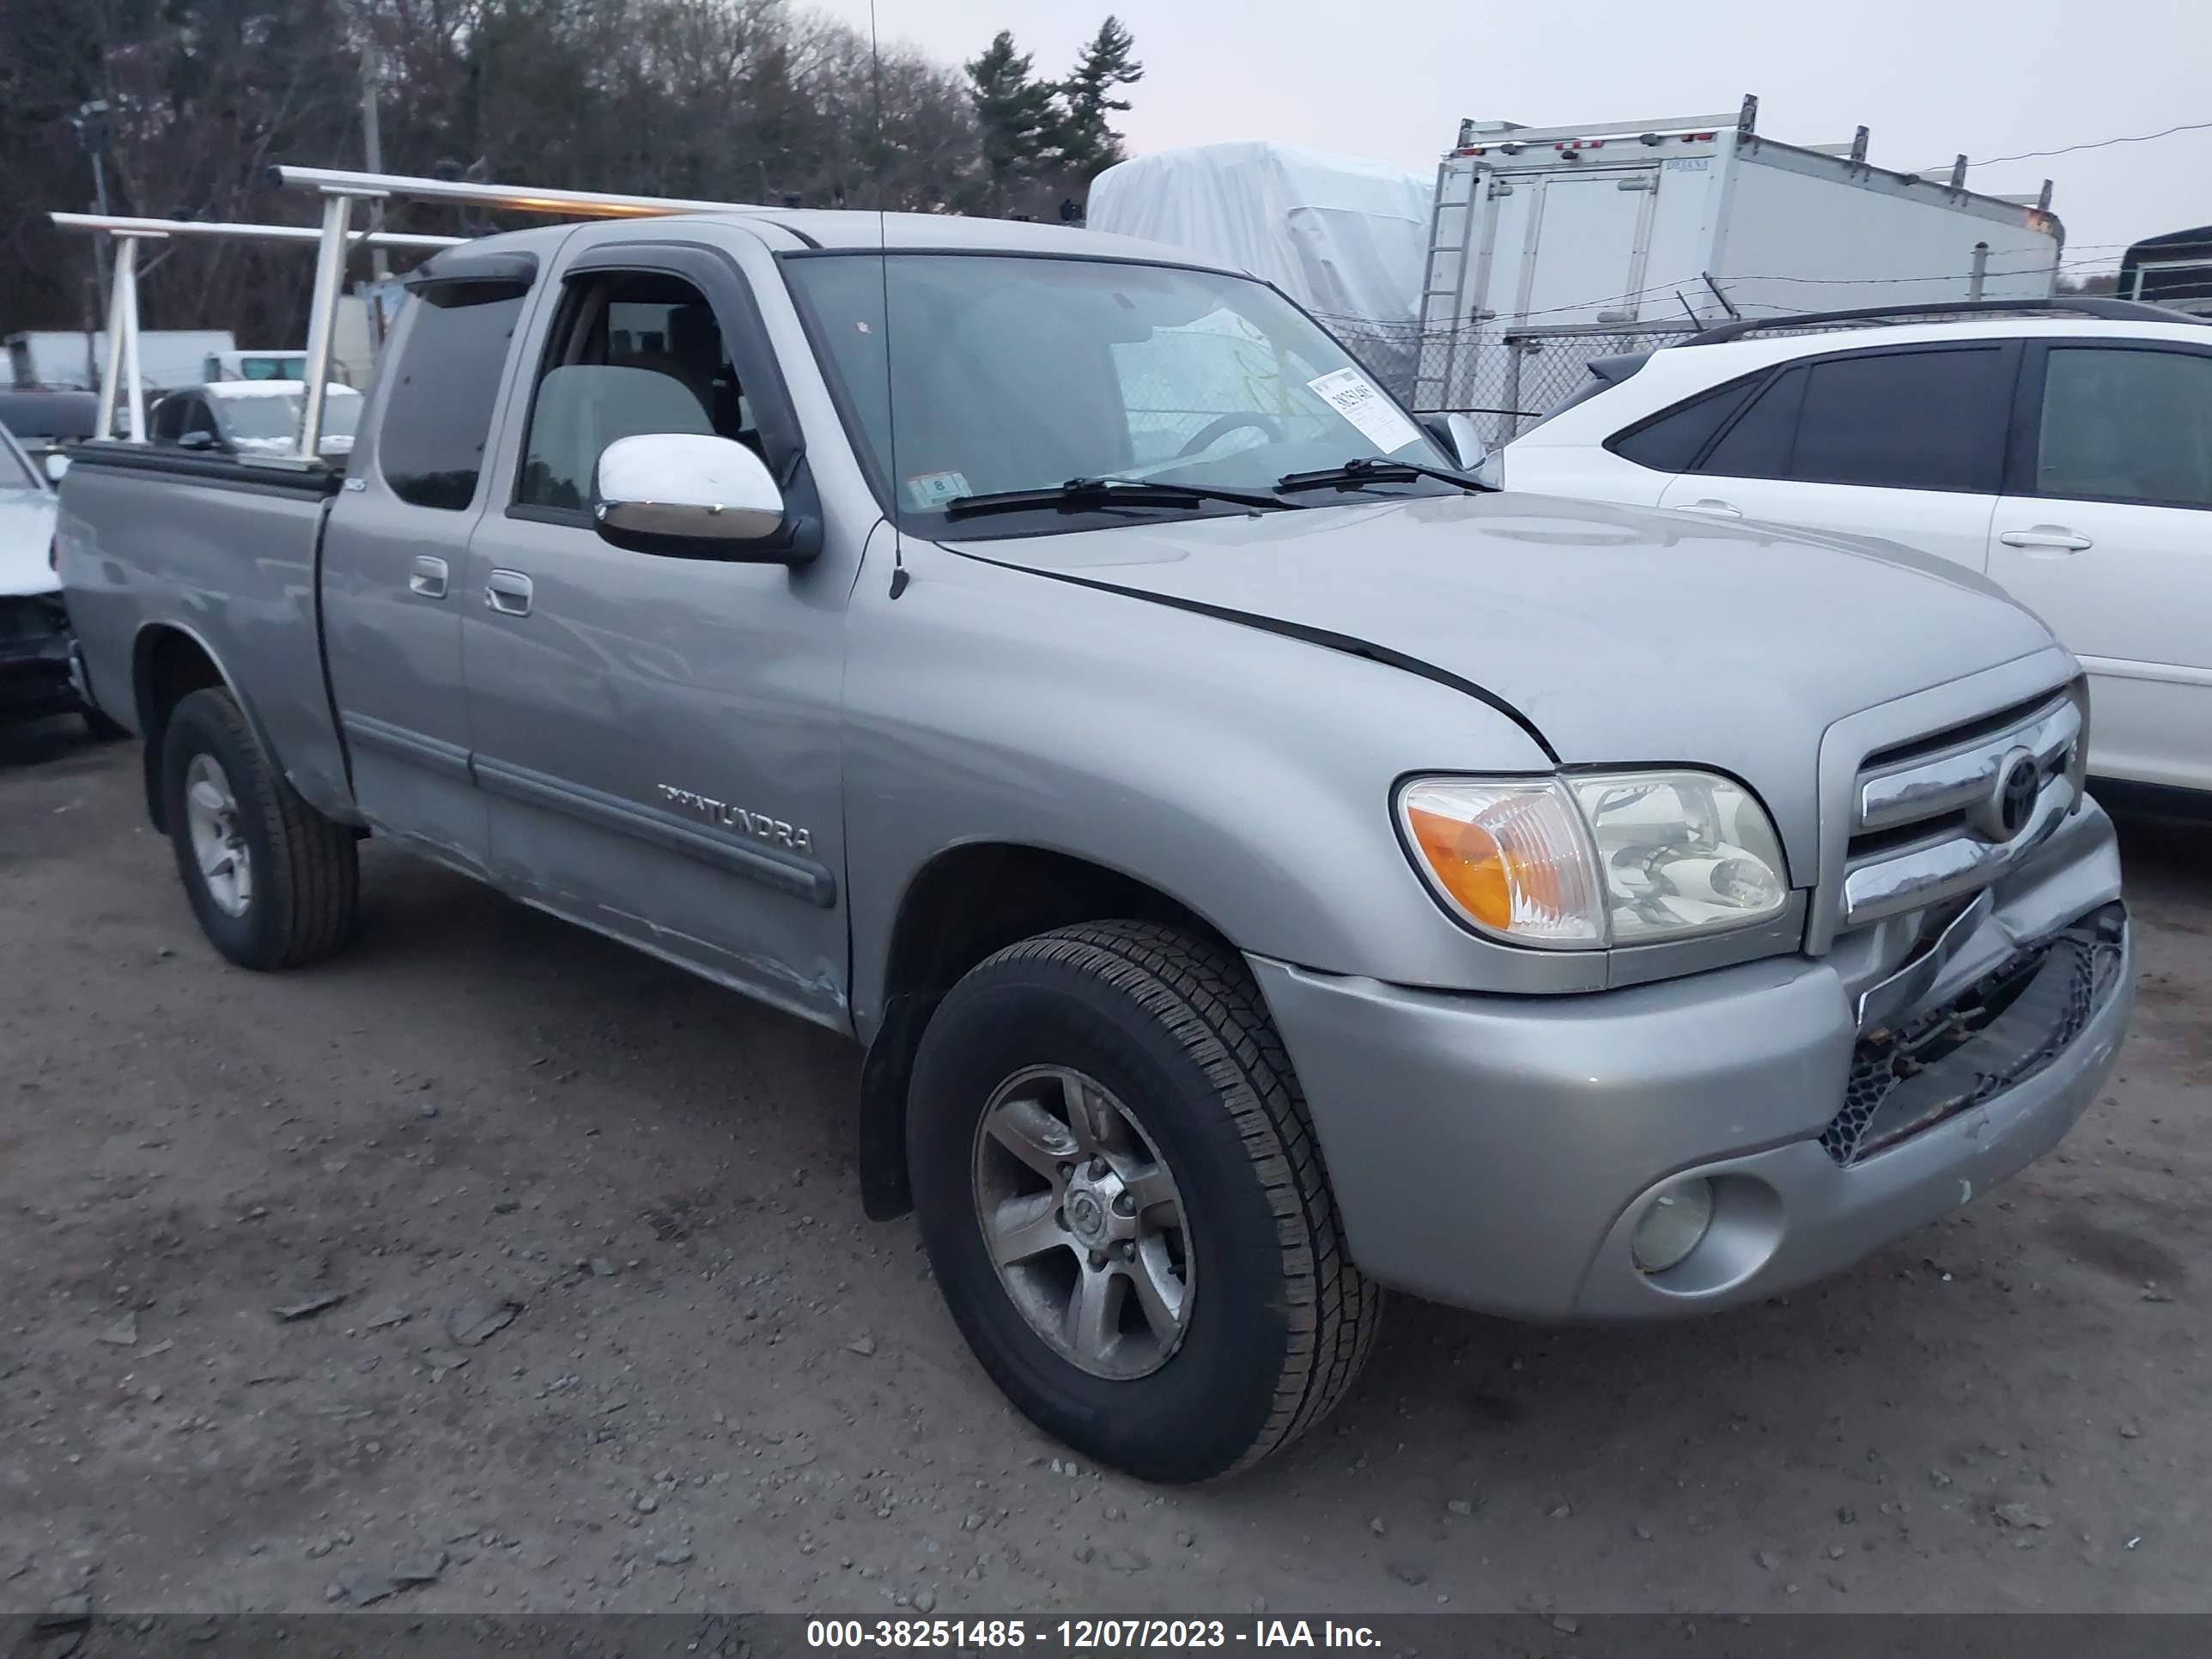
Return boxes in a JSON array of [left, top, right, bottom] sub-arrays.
[[1632, 1177, 1714, 1274]]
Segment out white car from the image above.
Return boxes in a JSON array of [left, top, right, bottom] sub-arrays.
[[1, 417, 120, 738], [149, 380, 364, 459], [1494, 301, 2212, 801]]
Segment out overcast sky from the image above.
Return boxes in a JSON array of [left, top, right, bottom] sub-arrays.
[[838, 0, 2209, 266]]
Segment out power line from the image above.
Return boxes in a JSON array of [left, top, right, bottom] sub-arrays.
[[1939, 118, 2212, 170]]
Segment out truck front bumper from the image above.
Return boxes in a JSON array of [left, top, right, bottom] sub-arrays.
[[1250, 806, 2131, 1322]]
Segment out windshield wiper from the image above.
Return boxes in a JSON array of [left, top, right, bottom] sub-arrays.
[[941, 477, 1295, 521], [1275, 457, 1494, 495]]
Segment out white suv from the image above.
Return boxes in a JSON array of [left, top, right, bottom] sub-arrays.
[[1495, 301, 2212, 800]]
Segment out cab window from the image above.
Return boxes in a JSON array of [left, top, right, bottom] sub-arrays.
[[380, 284, 529, 511], [515, 270, 757, 514]]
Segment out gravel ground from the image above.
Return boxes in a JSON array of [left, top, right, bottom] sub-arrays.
[[2, 720, 2205, 1618]]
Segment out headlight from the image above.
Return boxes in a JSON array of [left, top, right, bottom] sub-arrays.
[[1398, 769, 1789, 948]]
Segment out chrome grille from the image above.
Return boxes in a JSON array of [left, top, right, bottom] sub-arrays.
[[1836, 686, 2084, 932]]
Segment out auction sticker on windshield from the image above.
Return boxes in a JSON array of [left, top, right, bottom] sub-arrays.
[[1305, 367, 1420, 454], [906, 471, 972, 509]]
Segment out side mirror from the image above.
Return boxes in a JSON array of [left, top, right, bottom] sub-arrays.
[[43, 452, 70, 483], [592, 433, 799, 562], [176, 429, 219, 452], [1423, 413, 1488, 473]]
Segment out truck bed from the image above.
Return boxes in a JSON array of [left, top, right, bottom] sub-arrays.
[[59, 446, 357, 825]]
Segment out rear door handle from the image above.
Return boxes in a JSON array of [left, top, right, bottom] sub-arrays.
[[1998, 526, 2092, 552], [1674, 498, 1742, 518], [407, 555, 449, 599], [485, 569, 534, 617]]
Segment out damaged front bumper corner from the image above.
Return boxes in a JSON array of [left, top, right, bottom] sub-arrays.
[[1250, 800, 2131, 1322]]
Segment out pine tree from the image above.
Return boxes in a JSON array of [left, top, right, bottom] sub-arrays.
[[1056, 16, 1143, 181], [964, 30, 1059, 215]]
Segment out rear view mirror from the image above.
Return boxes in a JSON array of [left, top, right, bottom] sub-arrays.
[[592, 433, 796, 561], [43, 452, 70, 483]]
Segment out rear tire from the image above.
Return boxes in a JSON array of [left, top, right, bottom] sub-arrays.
[[161, 687, 359, 970], [908, 921, 1379, 1482]]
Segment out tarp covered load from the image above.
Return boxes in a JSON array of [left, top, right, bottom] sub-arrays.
[[1085, 142, 1435, 330]]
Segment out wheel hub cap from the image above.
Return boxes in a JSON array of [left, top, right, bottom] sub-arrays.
[[971, 1066, 1194, 1381], [183, 754, 252, 918], [1064, 1188, 1109, 1246]]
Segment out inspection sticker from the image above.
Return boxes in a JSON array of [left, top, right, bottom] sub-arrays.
[[1306, 367, 1421, 454], [905, 471, 971, 509]]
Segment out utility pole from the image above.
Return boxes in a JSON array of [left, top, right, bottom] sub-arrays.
[[69, 100, 115, 385], [361, 40, 390, 282]]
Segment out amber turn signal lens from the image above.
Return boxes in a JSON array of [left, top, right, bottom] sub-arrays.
[[1397, 780, 1606, 946], [1406, 806, 1514, 931]]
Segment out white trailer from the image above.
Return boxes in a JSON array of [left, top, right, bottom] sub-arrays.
[[8, 328, 234, 392], [1414, 96, 2063, 437]]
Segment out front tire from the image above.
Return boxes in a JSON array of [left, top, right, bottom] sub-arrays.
[[161, 687, 359, 970], [908, 921, 1379, 1482]]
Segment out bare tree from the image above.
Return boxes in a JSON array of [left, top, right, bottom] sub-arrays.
[[0, 0, 1017, 340]]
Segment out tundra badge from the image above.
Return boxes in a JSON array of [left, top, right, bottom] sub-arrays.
[[657, 785, 812, 853]]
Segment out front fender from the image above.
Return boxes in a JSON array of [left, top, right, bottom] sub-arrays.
[[841, 540, 1571, 1032]]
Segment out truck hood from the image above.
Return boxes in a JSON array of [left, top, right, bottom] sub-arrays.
[[945, 491, 2061, 854], [0, 487, 59, 598]]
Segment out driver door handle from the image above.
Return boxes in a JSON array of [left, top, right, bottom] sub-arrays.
[[1674, 497, 1742, 518], [407, 556, 449, 599], [485, 569, 534, 617], [1998, 526, 2093, 553]]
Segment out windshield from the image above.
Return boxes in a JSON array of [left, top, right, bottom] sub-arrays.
[[784, 252, 1454, 532], [214, 388, 362, 442]]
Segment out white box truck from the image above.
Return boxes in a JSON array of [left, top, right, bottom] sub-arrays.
[[7, 329, 235, 392], [1414, 96, 2063, 438]]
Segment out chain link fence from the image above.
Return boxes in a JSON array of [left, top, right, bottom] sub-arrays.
[[1330, 317, 1699, 448], [1335, 297, 2212, 450]]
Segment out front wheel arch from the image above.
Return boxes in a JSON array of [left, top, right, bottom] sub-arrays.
[[859, 843, 1235, 1220]]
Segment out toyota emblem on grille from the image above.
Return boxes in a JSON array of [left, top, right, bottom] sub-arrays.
[[1975, 748, 2041, 842]]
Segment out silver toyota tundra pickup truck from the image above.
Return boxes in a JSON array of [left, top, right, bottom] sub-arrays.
[[57, 210, 2133, 1483]]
